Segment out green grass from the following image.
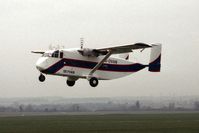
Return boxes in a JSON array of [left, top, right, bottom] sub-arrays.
[[0, 113, 199, 133]]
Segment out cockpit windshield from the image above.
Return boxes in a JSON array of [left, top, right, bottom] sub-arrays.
[[52, 50, 59, 58], [42, 50, 63, 58]]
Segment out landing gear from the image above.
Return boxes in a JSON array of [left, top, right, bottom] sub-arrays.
[[89, 77, 98, 87], [66, 80, 75, 87], [39, 74, 45, 82]]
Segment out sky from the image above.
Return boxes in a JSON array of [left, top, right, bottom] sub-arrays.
[[0, 0, 198, 98]]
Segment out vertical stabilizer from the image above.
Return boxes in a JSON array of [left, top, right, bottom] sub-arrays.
[[149, 44, 162, 72]]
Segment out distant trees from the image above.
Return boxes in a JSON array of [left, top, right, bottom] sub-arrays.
[[72, 104, 80, 112], [135, 101, 140, 110], [168, 103, 175, 110], [128, 101, 141, 111], [19, 105, 23, 112], [194, 101, 199, 110], [1, 99, 199, 113]]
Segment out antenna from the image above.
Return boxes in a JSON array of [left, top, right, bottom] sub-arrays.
[[80, 38, 84, 49]]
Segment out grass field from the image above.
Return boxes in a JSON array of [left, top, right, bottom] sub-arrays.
[[0, 113, 199, 133]]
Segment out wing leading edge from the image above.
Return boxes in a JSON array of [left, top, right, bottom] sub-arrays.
[[95, 43, 151, 55]]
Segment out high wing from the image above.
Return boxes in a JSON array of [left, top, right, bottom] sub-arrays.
[[95, 43, 151, 55], [31, 51, 45, 54], [87, 43, 151, 77]]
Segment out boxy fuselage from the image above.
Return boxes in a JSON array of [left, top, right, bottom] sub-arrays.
[[36, 48, 146, 80]]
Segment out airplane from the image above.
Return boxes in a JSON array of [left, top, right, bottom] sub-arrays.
[[32, 42, 162, 87]]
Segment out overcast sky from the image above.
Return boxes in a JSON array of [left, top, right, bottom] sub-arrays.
[[0, 0, 198, 98]]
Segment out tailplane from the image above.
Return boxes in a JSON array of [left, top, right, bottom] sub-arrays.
[[148, 44, 162, 72]]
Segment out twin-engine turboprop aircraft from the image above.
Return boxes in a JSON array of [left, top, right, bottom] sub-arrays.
[[32, 42, 162, 87]]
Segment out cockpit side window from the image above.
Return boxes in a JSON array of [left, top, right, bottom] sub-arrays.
[[52, 50, 59, 58], [42, 50, 62, 58], [60, 51, 63, 58]]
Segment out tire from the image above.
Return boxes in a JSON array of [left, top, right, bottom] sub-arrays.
[[89, 77, 98, 87], [39, 74, 45, 82], [67, 80, 75, 87]]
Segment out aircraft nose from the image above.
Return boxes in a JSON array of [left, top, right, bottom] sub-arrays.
[[36, 57, 47, 71]]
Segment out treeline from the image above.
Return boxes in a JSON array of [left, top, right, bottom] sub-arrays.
[[0, 101, 199, 112]]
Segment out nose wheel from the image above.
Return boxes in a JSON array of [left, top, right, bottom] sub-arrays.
[[39, 74, 45, 82], [89, 77, 98, 87], [66, 80, 76, 87]]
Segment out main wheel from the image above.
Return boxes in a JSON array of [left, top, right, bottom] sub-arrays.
[[89, 77, 98, 87], [66, 80, 75, 87], [39, 74, 45, 82]]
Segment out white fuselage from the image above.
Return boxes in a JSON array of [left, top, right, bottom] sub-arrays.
[[36, 48, 146, 80]]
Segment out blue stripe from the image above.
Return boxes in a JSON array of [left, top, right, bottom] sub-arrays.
[[42, 58, 146, 74], [149, 55, 161, 72]]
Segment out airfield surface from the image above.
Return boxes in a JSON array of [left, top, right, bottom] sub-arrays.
[[0, 112, 199, 133]]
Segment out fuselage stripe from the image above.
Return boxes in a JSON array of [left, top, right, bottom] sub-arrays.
[[42, 58, 146, 74]]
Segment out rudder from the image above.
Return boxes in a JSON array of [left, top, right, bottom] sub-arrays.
[[149, 44, 162, 72]]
